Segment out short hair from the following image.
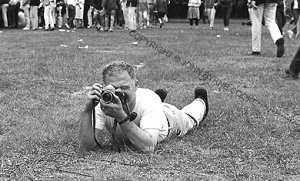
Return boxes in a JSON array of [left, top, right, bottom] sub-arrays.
[[102, 61, 136, 83]]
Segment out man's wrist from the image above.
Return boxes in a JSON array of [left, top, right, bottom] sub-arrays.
[[117, 115, 130, 124]]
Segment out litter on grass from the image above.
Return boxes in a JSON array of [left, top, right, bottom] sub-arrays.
[[79, 45, 89, 49]]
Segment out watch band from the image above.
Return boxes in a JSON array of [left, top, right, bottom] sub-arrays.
[[118, 116, 130, 124]]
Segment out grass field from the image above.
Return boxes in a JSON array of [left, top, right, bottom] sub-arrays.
[[0, 19, 300, 180]]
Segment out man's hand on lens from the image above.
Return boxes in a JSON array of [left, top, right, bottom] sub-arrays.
[[99, 92, 127, 121]]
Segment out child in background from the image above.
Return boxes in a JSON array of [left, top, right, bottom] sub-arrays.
[[75, 0, 84, 28], [187, 0, 201, 29], [154, 0, 167, 28]]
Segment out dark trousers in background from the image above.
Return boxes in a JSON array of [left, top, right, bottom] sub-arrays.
[[276, 5, 286, 34], [67, 5, 75, 28], [290, 44, 300, 75], [199, 3, 206, 23], [83, 0, 90, 27], [7, 3, 20, 28], [221, 5, 232, 27]]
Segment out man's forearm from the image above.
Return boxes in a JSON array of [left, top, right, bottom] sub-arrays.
[[78, 109, 98, 150], [119, 121, 157, 152]]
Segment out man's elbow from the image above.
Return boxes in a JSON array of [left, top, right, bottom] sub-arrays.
[[78, 138, 98, 151], [139, 142, 156, 153]]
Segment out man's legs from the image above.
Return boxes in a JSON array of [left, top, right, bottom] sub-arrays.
[[251, 4, 264, 53], [162, 88, 208, 137]]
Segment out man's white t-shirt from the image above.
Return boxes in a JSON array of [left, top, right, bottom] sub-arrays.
[[95, 88, 169, 143]]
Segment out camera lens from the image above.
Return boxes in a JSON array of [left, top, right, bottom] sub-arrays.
[[102, 91, 114, 103]]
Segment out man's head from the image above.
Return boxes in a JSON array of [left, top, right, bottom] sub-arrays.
[[102, 61, 137, 111], [102, 61, 136, 84]]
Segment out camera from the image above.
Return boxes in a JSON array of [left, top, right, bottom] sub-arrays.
[[101, 90, 126, 104]]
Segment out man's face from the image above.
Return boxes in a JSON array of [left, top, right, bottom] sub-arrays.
[[104, 70, 137, 111]]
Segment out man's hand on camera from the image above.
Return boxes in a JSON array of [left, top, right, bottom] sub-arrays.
[[99, 93, 127, 121], [85, 83, 103, 111]]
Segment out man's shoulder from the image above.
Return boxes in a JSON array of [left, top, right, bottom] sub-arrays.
[[135, 88, 162, 107]]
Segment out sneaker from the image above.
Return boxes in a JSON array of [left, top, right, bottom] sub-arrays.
[[109, 28, 113, 32], [224, 27, 229, 31], [155, 89, 168, 102], [209, 27, 213, 30], [287, 30, 295, 40], [285, 68, 299, 79], [276, 38, 285, 58], [194, 87, 209, 120], [23, 27, 30, 30]]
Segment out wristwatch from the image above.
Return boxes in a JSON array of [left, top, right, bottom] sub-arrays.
[[118, 116, 130, 124]]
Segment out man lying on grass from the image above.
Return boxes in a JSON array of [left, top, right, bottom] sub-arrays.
[[78, 61, 209, 153]]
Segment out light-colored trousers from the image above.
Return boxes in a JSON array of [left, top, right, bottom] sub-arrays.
[[30, 6, 38, 29], [1, 3, 9, 27], [23, 4, 30, 28], [206, 7, 216, 28], [87, 6, 93, 26], [138, 9, 148, 27], [121, 1, 129, 28], [127, 6, 137, 30], [251, 3, 282, 52], [163, 99, 206, 138], [44, 5, 55, 29]]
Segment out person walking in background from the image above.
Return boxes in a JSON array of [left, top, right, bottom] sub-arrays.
[[187, 0, 201, 29], [41, 0, 56, 30], [249, 0, 285, 57], [154, 0, 167, 28], [0, 0, 10, 28], [75, 0, 84, 28], [102, 0, 120, 32], [285, 44, 300, 79], [126, 0, 137, 31], [30, 0, 40, 30], [21, 0, 31, 30], [137, 0, 148, 29], [219, 0, 232, 31], [147, 0, 155, 28], [204, 0, 217, 30], [92, 0, 104, 31], [65, 0, 76, 29]]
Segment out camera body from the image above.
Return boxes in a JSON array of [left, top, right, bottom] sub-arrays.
[[101, 90, 126, 104]]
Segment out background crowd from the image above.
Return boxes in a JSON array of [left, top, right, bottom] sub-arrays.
[[0, 0, 170, 31]]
